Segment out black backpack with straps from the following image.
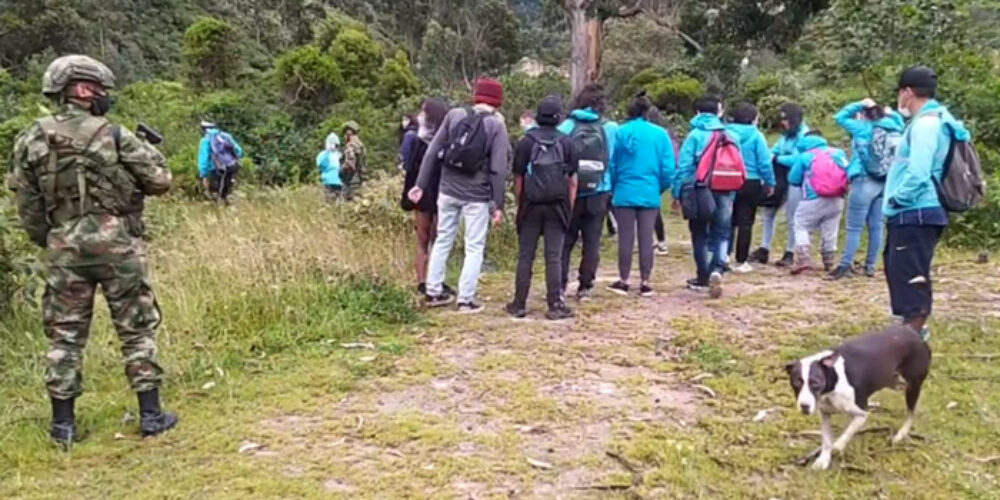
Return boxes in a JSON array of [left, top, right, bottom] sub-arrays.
[[569, 119, 608, 195], [443, 107, 490, 175], [524, 131, 571, 204]]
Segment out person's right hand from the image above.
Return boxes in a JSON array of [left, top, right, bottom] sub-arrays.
[[408, 186, 424, 203], [861, 98, 877, 109]]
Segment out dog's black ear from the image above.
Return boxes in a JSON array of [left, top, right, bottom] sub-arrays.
[[784, 361, 796, 375]]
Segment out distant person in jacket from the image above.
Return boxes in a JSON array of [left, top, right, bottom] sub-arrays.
[[726, 103, 775, 273], [198, 121, 244, 204], [317, 132, 343, 201], [341, 121, 367, 201], [397, 113, 418, 172], [827, 98, 906, 280], [606, 93, 675, 298]]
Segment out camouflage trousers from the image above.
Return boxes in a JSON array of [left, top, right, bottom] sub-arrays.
[[42, 256, 163, 399]]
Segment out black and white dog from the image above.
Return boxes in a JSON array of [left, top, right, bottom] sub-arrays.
[[785, 325, 931, 470]]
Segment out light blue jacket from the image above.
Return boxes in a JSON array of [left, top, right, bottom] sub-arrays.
[[316, 150, 343, 187], [772, 123, 810, 168], [198, 129, 245, 178], [786, 135, 850, 201], [609, 117, 675, 208], [884, 99, 971, 217], [726, 123, 775, 187], [834, 101, 906, 180], [673, 113, 739, 199], [558, 108, 619, 197]]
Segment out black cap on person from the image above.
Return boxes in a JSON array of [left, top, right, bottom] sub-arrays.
[[897, 66, 937, 91], [535, 95, 564, 126]]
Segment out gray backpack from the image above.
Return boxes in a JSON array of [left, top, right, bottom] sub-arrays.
[[936, 122, 986, 213]]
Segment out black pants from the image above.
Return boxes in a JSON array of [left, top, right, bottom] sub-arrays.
[[209, 166, 239, 201], [730, 179, 763, 263], [614, 207, 658, 282], [562, 194, 609, 291], [515, 205, 567, 309], [884, 223, 944, 319], [655, 213, 666, 243]]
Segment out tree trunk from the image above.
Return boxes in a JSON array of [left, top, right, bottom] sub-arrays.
[[586, 18, 602, 84], [568, 5, 589, 98]]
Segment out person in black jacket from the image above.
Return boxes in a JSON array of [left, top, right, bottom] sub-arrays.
[[507, 96, 579, 320]]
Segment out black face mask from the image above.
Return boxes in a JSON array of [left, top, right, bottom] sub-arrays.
[[92, 95, 113, 116]]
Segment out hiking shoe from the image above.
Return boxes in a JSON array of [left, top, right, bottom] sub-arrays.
[[442, 283, 457, 295], [457, 301, 484, 314], [141, 411, 178, 438], [607, 281, 630, 296], [750, 247, 770, 265], [546, 304, 575, 321], [864, 266, 877, 278], [709, 272, 723, 299], [425, 291, 455, 308], [639, 284, 655, 298], [821, 252, 837, 272], [654, 242, 669, 256], [417, 283, 427, 295], [826, 265, 853, 281], [775, 251, 794, 268], [576, 286, 594, 302], [734, 262, 754, 274], [686, 278, 709, 292], [790, 246, 815, 275], [505, 302, 527, 319]]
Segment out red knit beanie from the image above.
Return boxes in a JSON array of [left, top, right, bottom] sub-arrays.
[[473, 78, 504, 108]]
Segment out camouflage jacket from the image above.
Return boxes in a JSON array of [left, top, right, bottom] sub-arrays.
[[341, 136, 367, 184], [7, 103, 172, 267]]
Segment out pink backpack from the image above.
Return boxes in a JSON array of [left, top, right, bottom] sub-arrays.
[[806, 148, 848, 197], [696, 131, 746, 192]]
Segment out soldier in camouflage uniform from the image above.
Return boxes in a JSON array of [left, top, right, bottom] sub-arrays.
[[7, 55, 178, 447], [340, 121, 367, 201]]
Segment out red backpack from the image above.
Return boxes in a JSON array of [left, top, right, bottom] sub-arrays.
[[696, 131, 746, 192]]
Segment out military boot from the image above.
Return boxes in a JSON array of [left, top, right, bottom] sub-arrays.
[[138, 389, 178, 438], [790, 246, 815, 275], [50, 397, 81, 449], [821, 252, 837, 272]]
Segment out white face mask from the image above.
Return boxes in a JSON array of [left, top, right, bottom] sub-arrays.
[[897, 91, 912, 118]]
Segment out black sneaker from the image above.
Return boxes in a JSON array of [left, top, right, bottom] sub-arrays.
[[140, 411, 179, 438], [417, 283, 427, 295], [546, 304, 575, 321], [864, 266, 877, 278], [826, 265, 853, 281], [505, 302, 527, 319], [639, 284, 655, 298], [775, 251, 794, 268], [686, 278, 709, 292], [425, 290, 455, 308], [750, 247, 770, 265], [606, 281, 630, 296], [443, 283, 457, 295], [708, 272, 724, 299], [576, 286, 594, 302], [457, 301, 484, 314]]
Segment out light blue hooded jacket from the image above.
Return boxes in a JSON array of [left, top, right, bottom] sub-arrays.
[[834, 101, 906, 180], [883, 99, 971, 217], [316, 133, 343, 187], [786, 135, 850, 201], [673, 113, 739, 199], [772, 123, 810, 168], [198, 128, 245, 178], [608, 117, 675, 208], [558, 108, 619, 197], [725, 123, 775, 187]]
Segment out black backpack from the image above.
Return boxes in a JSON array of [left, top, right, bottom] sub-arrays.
[[524, 132, 570, 204], [569, 120, 608, 195], [936, 121, 986, 212], [443, 108, 490, 175]]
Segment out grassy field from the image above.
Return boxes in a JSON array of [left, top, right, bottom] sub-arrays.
[[2, 181, 999, 499]]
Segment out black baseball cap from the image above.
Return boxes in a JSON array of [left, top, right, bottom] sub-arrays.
[[536, 95, 564, 120], [897, 66, 937, 91]]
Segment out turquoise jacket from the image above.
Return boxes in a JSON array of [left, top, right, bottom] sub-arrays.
[[609, 117, 675, 208], [725, 123, 775, 187], [198, 129, 244, 178], [772, 123, 810, 168], [673, 114, 739, 199], [316, 150, 343, 187], [558, 108, 619, 197], [884, 99, 971, 217], [786, 135, 850, 201], [834, 101, 906, 180]]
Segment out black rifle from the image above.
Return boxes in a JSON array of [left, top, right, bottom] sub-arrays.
[[136, 123, 163, 145]]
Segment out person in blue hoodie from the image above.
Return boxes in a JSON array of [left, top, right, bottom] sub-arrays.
[[886, 66, 968, 339], [726, 103, 775, 273], [558, 83, 619, 301], [317, 132, 343, 201], [606, 93, 675, 298], [752, 103, 808, 267], [674, 95, 739, 298], [198, 121, 244, 203], [828, 99, 906, 280], [786, 131, 850, 274]]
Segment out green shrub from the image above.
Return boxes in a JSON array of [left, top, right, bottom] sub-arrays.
[[624, 68, 667, 98], [330, 28, 382, 89], [182, 17, 242, 89], [274, 45, 345, 110], [376, 51, 421, 106], [648, 74, 704, 116]]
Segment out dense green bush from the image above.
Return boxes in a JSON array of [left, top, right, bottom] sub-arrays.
[[330, 28, 382, 89], [376, 51, 421, 105], [648, 74, 704, 116], [274, 45, 345, 110], [182, 17, 243, 89]]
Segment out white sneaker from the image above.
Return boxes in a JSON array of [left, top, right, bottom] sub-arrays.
[[734, 262, 753, 274], [709, 272, 723, 299], [654, 242, 669, 256]]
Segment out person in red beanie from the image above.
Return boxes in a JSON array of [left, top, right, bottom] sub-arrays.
[[409, 78, 511, 314]]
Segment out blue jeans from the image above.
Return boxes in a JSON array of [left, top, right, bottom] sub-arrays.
[[690, 192, 735, 280], [426, 194, 490, 303], [840, 176, 885, 269]]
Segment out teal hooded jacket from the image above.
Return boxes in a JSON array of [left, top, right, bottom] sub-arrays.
[[725, 123, 775, 186], [558, 108, 619, 197], [608, 117, 675, 208], [772, 123, 810, 168], [673, 113, 740, 199], [786, 135, 850, 201], [884, 99, 971, 217], [834, 101, 906, 180]]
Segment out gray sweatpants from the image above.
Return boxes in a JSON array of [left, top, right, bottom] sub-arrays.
[[793, 197, 845, 253], [613, 207, 659, 283]]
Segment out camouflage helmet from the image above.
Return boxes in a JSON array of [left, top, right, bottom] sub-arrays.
[[42, 55, 116, 95], [342, 121, 361, 134]]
